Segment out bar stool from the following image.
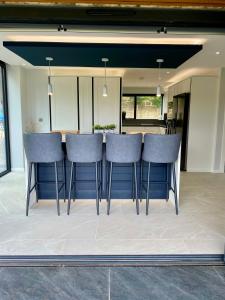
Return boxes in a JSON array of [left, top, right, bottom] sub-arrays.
[[23, 133, 65, 216], [106, 133, 142, 215], [142, 133, 181, 215], [66, 133, 103, 215]]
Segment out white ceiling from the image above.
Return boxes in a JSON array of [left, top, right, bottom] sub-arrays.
[[0, 29, 224, 89]]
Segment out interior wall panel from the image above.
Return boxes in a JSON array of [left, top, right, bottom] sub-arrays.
[[51, 76, 78, 131], [79, 76, 93, 133]]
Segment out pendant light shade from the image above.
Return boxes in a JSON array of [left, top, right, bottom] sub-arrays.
[[156, 85, 161, 97], [103, 84, 108, 97], [156, 58, 164, 97], [102, 58, 109, 97], [46, 57, 53, 96], [48, 79, 53, 96]]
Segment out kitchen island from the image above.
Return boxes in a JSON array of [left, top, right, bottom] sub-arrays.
[[36, 142, 180, 202]]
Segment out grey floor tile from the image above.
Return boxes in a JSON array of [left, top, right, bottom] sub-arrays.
[[110, 266, 225, 300], [0, 267, 108, 300]]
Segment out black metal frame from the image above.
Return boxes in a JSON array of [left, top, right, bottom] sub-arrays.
[[67, 160, 102, 215], [0, 254, 223, 267], [26, 161, 66, 216], [122, 93, 163, 120], [0, 61, 11, 177], [77, 77, 80, 132]]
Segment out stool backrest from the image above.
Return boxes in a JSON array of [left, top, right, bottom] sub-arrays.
[[66, 133, 103, 163], [106, 133, 142, 163], [142, 133, 181, 163], [23, 133, 63, 163]]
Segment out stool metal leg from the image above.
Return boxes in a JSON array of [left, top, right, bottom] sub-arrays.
[[107, 161, 113, 215], [132, 164, 135, 202], [99, 160, 102, 202], [146, 162, 151, 215], [140, 160, 143, 203], [134, 162, 139, 215], [73, 162, 76, 202], [54, 161, 60, 216], [95, 162, 100, 215], [67, 162, 74, 215], [26, 162, 33, 216], [63, 159, 66, 203], [166, 163, 169, 202], [34, 163, 38, 203], [173, 162, 179, 215]]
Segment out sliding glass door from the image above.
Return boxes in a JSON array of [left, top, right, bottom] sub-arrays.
[[0, 61, 10, 176]]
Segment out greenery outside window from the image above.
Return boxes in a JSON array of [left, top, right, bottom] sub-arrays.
[[122, 94, 163, 120]]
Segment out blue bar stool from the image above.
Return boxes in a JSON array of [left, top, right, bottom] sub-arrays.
[[66, 133, 103, 215], [106, 133, 142, 215], [23, 133, 65, 216], [142, 133, 181, 215]]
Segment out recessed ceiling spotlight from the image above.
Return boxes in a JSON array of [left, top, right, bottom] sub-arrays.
[[216, 51, 221, 55], [166, 71, 170, 74], [157, 26, 167, 34], [58, 24, 67, 32]]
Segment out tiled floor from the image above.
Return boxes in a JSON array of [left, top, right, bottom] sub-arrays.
[[0, 265, 225, 299], [0, 172, 225, 255]]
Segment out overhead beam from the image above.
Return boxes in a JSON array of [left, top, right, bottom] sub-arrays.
[[1, 0, 225, 9]]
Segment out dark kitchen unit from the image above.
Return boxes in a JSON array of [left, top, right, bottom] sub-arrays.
[[173, 93, 190, 171]]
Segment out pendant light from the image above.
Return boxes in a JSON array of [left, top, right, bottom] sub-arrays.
[[102, 58, 109, 97], [156, 58, 164, 97], [46, 57, 53, 96]]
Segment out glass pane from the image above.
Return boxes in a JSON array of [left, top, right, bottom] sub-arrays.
[[0, 69, 7, 174], [122, 96, 135, 119], [136, 96, 162, 119]]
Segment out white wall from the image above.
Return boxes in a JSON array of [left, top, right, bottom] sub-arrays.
[[167, 76, 219, 172], [24, 69, 50, 132], [213, 68, 225, 172], [187, 76, 218, 172], [167, 78, 191, 101], [123, 87, 156, 94]]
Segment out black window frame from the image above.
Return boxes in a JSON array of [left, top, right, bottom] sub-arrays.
[[0, 61, 11, 177], [122, 93, 163, 120]]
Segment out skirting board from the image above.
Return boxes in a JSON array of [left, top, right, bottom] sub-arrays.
[[186, 168, 213, 173], [11, 168, 25, 172]]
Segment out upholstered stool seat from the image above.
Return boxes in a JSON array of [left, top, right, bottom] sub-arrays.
[[142, 133, 181, 215], [106, 133, 142, 215], [66, 133, 103, 215], [23, 133, 65, 216]]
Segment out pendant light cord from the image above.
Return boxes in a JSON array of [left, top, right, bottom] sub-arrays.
[[104, 60, 107, 85], [48, 60, 51, 82], [158, 61, 161, 86]]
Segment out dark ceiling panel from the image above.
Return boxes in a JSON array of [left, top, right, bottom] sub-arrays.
[[1, 5, 225, 29], [3, 41, 202, 68]]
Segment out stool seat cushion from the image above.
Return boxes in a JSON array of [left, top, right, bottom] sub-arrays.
[[23, 133, 64, 163], [66, 133, 103, 163], [106, 133, 142, 163], [142, 133, 181, 163]]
